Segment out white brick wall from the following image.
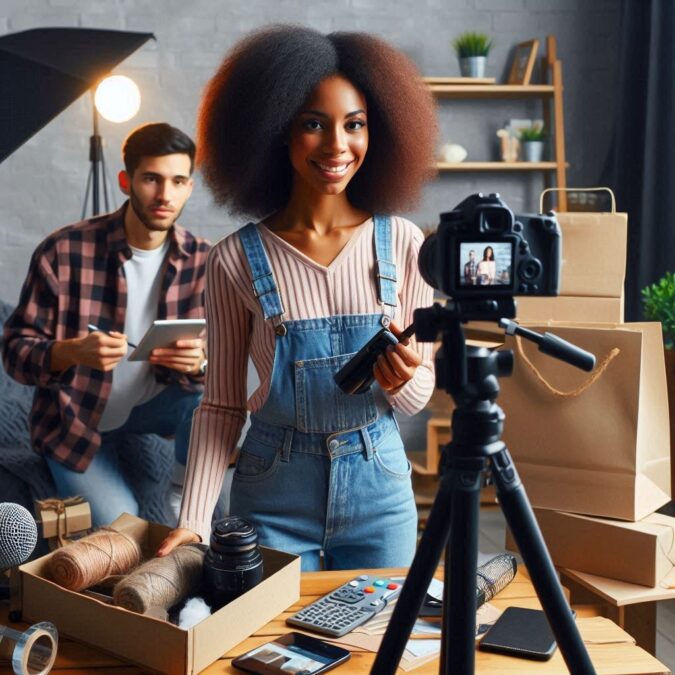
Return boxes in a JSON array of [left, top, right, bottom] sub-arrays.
[[0, 0, 621, 303]]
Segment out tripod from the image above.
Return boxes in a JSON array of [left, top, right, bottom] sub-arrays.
[[372, 301, 597, 675]]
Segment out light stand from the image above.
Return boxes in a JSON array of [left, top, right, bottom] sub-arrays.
[[81, 94, 111, 219], [372, 300, 598, 675]]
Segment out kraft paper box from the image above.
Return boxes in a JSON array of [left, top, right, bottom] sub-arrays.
[[506, 509, 675, 587], [18, 513, 301, 675], [516, 295, 624, 324]]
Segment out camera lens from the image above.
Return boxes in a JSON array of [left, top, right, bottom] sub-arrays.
[[417, 233, 440, 289], [203, 516, 264, 608]]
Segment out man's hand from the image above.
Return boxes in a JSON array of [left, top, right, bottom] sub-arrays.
[[156, 527, 201, 557], [373, 321, 422, 393], [149, 338, 205, 375], [50, 331, 128, 372]]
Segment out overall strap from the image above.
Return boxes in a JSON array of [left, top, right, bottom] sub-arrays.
[[373, 214, 397, 317], [238, 223, 285, 321]]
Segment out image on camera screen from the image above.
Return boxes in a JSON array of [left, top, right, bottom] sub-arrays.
[[458, 242, 513, 288]]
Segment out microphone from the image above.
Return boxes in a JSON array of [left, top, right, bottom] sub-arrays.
[[0, 503, 38, 571], [476, 553, 517, 607], [420, 552, 518, 616]]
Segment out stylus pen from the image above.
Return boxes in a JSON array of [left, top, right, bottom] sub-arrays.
[[87, 324, 138, 349]]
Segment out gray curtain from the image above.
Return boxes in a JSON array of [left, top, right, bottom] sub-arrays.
[[602, 0, 675, 321]]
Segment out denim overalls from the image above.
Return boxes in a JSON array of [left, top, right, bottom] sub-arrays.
[[230, 216, 417, 571]]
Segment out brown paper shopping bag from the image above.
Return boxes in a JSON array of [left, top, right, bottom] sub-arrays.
[[499, 321, 670, 521], [517, 188, 627, 323]]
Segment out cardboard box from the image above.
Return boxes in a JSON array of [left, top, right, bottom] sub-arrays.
[[506, 509, 675, 587], [516, 295, 624, 323], [19, 514, 300, 674]]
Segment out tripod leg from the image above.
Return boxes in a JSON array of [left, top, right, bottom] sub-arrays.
[[442, 457, 484, 675], [491, 448, 596, 675], [371, 467, 455, 674]]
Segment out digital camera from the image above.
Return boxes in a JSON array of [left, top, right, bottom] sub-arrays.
[[418, 193, 561, 299]]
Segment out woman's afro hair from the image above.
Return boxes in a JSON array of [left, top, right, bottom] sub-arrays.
[[197, 24, 438, 218]]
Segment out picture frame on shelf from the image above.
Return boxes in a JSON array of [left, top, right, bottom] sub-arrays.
[[506, 39, 540, 85]]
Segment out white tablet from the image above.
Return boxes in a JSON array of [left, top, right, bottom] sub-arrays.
[[128, 319, 206, 361]]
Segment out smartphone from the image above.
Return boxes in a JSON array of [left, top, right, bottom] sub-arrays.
[[478, 606, 560, 660], [232, 632, 351, 674]]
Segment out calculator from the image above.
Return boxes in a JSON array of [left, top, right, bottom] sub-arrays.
[[286, 574, 402, 637]]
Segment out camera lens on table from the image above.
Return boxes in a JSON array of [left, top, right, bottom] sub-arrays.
[[202, 516, 264, 608]]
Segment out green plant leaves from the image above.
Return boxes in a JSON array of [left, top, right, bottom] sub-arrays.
[[642, 271, 675, 349], [453, 32, 493, 58]]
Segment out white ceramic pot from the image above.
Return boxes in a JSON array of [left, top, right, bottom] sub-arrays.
[[459, 56, 486, 78], [521, 141, 545, 162]]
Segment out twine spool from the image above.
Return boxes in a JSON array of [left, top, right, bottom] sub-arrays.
[[49, 528, 141, 592], [113, 544, 206, 615]]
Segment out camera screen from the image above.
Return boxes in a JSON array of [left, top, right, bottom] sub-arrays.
[[458, 242, 513, 288]]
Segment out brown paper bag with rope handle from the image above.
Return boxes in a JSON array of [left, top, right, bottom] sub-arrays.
[[498, 321, 670, 521]]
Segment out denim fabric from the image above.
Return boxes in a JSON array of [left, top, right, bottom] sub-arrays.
[[46, 382, 201, 527], [231, 218, 417, 571]]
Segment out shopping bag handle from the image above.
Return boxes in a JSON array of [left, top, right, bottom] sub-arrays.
[[515, 335, 620, 398], [540, 187, 616, 214]]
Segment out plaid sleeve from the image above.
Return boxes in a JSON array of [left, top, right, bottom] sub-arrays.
[[2, 241, 75, 388], [156, 236, 211, 390]]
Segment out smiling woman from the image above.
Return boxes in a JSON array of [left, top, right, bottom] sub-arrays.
[[158, 25, 439, 572]]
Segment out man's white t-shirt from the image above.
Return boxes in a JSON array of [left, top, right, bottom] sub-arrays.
[[99, 240, 170, 432]]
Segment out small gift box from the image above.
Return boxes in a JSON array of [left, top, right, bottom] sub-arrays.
[[35, 497, 91, 548]]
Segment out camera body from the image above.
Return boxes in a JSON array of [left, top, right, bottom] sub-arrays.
[[418, 192, 561, 299]]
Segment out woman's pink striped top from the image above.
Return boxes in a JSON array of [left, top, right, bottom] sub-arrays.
[[179, 216, 435, 542]]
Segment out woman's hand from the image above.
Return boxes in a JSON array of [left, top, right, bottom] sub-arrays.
[[156, 527, 201, 557], [373, 321, 422, 393]]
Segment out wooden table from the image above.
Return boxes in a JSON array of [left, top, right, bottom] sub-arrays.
[[560, 568, 675, 657], [0, 569, 670, 674]]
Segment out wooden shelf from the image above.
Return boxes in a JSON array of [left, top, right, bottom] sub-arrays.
[[426, 83, 555, 99], [424, 35, 568, 210], [436, 161, 567, 171]]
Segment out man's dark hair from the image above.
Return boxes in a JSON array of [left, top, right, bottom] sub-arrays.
[[123, 123, 196, 176], [197, 25, 438, 218]]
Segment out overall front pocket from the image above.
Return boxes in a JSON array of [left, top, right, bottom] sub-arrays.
[[295, 352, 378, 433]]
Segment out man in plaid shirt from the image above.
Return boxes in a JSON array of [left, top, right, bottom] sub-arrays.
[[3, 123, 211, 527]]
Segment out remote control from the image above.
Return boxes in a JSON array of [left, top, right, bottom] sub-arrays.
[[286, 574, 402, 637]]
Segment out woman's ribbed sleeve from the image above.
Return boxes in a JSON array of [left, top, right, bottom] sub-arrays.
[[385, 222, 435, 415], [178, 244, 250, 543]]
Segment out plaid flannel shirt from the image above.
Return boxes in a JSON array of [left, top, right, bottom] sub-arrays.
[[2, 203, 211, 472]]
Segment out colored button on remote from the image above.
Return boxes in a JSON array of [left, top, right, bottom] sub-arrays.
[[387, 583, 399, 590], [364, 587, 375, 593]]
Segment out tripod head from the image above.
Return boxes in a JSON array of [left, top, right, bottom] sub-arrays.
[[412, 299, 596, 408]]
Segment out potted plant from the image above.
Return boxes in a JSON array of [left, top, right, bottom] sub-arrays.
[[452, 32, 492, 78], [517, 124, 546, 162], [642, 271, 675, 497]]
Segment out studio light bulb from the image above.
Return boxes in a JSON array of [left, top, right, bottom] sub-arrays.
[[94, 75, 141, 123]]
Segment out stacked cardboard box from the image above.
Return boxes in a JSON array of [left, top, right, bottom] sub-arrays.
[[506, 509, 675, 588], [504, 201, 675, 597]]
